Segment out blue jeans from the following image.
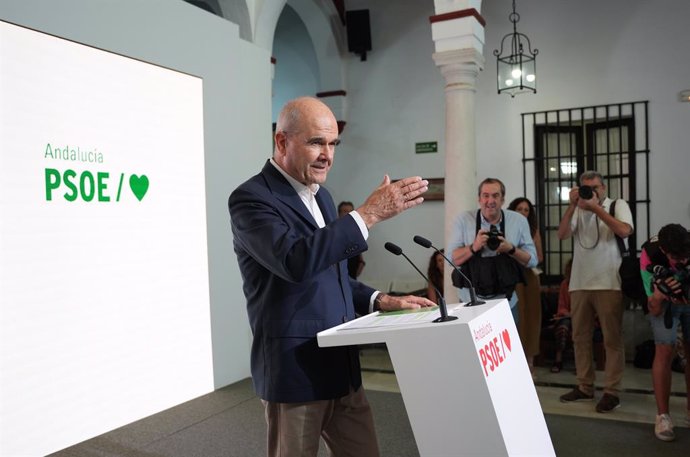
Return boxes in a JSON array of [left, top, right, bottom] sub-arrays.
[[647, 302, 690, 345]]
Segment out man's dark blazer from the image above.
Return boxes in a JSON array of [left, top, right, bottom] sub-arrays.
[[228, 160, 375, 403]]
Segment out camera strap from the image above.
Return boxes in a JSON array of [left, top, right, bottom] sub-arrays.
[[463, 209, 522, 298], [609, 199, 633, 258], [475, 209, 506, 240]]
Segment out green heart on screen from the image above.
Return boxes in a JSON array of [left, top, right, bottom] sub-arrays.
[[129, 174, 149, 201]]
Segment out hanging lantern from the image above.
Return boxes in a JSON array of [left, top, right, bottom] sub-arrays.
[[493, 0, 538, 97]]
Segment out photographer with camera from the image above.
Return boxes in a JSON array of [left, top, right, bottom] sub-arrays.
[[639, 223, 690, 441], [557, 170, 634, 413], [449, 178, 537, 323]]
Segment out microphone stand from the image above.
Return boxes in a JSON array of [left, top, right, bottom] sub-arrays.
[[413, 235, 485, 307], [384, 242, 457, 323], [431, 294, 451, 323]]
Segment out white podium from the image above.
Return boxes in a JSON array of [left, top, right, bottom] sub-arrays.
[[318, 299, 555, 457]]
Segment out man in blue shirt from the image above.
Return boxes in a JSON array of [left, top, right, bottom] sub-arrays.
[[448, 178, 537, 322]]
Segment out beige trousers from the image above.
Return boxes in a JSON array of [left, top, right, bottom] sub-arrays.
[[263, 386, 380, 457], [570, 289, 625, 394]]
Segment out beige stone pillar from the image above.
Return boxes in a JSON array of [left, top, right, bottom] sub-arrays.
[[430, 6, 485, 298]]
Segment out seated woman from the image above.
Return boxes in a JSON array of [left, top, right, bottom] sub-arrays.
[[508, 197, 543, 376], [552, 259, 573, 373], [427, 249, 444, 304]]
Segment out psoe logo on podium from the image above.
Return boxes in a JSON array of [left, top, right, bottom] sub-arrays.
[[474, 322, 513, 377]]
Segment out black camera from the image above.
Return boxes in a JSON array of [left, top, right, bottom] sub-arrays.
[[578, 185, 594, 200], [648, 264, 690, 329], [486, 225, 504, 251], [647, 264, 690, 300]]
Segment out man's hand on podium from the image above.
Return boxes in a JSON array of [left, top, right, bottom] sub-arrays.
[[377, 294, 436, 312]]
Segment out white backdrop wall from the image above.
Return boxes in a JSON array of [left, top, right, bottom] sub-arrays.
[[326, 0, 690, 289], [0, 0, 270, 453]]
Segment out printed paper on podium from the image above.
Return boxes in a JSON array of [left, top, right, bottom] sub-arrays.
[[338, 306, 443, 330]]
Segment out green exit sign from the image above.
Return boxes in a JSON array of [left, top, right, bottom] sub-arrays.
[[415, 141, 437, 154]]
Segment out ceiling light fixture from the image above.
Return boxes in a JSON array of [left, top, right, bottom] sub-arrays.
[[493, 0, 538, 97]]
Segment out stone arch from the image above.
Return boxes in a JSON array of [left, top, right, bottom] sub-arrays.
[[182, 0, 252, 41], [258, 0, 347, 123], [254, 0, 287, 51], [287, 0, 345, 93], [271, 4, 321, 117], [184, 0, 222, 15], [217, 0, 252, 42]]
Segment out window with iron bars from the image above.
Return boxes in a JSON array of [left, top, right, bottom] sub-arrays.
[[520, 101, 651, 285]]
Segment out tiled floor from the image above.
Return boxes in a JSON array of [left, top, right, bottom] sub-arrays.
[[359, 345, 689, 428]]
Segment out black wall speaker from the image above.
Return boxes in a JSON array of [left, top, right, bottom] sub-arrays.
[[346, 9, 372, 61]]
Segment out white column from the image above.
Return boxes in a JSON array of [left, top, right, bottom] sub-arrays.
[[430, 6, 485, 298]]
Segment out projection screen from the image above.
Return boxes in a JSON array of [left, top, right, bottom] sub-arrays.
[[0, 19, 213, 456]]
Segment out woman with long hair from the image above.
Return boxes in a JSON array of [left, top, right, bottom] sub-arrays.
[[427, 249, 444, 304], [508, 197, 544, 377]]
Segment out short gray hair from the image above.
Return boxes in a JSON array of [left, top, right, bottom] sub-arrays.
[[579, 170, 604, 185]]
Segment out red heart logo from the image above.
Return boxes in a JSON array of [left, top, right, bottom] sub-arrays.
[[502, 329, 511, 351]]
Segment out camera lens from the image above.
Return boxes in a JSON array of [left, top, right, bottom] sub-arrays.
[[486, 236, 500, 251], [578, 185, 593, 200], [486, 225, 501, 251]]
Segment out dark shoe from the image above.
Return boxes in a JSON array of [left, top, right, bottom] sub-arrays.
[[550, 362, 562, 373], [560, 388, 594, 403], [596, 393, 621, 413]]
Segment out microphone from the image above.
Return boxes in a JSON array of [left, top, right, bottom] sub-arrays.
[[384, 242, 457, 323], [413, 235, 485, 307], [384, 242, 403, 256]]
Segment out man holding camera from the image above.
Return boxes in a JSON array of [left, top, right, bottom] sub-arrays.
[[557, 170, 634, 413], [449, 178, 537, 322], [640, 223, 690, 441]]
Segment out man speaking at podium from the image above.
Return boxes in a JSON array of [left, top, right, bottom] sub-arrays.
[[228, 97, 434, 457]]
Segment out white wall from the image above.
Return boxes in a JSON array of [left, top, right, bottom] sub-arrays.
[[0, 0, 270, 453], [326, 0, 690, 289], [476, 0, 690, 231], [328, 0, 447, 287]]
